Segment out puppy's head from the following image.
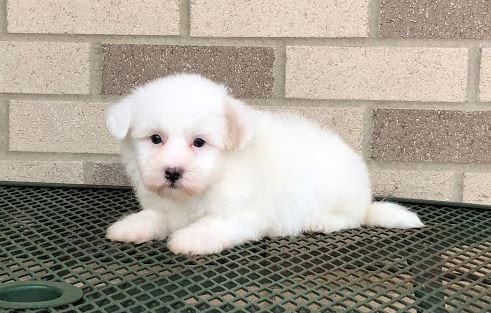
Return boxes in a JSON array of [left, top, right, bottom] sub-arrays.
[[107, 74, 255, 198]]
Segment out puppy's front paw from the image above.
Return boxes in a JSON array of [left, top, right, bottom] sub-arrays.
[[168, 227, 227, 255], [106, 220, 152, 244], [106, 212, 166, 244]]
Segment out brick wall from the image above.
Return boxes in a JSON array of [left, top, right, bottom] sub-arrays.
[[0, 0, 490, 204]]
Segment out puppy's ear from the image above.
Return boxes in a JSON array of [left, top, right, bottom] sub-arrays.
[[106, 97, 133, 140], [224, 97, 255, 150]]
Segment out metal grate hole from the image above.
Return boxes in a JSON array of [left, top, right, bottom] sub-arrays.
[[0, 185, 490, 312]]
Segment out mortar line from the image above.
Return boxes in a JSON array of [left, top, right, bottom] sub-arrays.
[[2, 93, 491, 110], [366, 101, 491, 111], [82, 161, 94, 185], [5, 100, 8, 155], [368, 0, 380, 38], [247, 99, 368, 108], [467, 46, 481, 102], [0, 33, 490, 48], [454, 172, 465, 202], [4, 94, 489, 109], [89, 42, 103, 96], [246, 98, 491, 110], [361, 105, 374, 160], [272, 43, 286, 98], [179, 0, 190, 37], [0, 100, 9, 156], [0, 0, 7, 33]]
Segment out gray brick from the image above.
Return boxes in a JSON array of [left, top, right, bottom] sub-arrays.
[[380, 0, 491, 39], [101, 44, 275, 98], [371, 110, 491, 164], [85, 162, 130, 186]]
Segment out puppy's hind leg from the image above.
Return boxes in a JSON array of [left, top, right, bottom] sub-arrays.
[[106, 210, 168, 244], [168, 217, 261, 255]]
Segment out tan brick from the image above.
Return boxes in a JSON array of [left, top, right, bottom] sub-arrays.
[[370, 169, 455, 201], [286, 47, 468, 101], [7, 0, 179, 35], [0, 160, 84, 184], [463, 173, 491, 204], [0, 42, 90, 94], [191, 0, 368, 37], [9, 101, 117, 154], [260, 106, 366, 152], [480, 49, 491, 101]]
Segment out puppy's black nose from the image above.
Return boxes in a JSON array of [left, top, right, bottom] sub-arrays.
[[164, 167, 184, 183]]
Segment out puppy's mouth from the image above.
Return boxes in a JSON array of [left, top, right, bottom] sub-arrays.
[[146, 181, 183, 193], [162, 180, 203, 197], [155, 181, 198, 199], [145, 178, 203, 198], [169, 182, 180, 189]]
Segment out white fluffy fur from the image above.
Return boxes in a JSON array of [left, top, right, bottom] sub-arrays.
[[105, 73, 424, 255]]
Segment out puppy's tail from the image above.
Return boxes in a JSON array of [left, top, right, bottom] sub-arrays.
[[365, 202, 424, 229]]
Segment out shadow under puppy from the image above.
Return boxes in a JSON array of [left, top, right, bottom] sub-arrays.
[[106, 73, 423, 255]]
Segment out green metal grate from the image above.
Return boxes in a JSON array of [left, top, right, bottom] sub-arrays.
[[0, 184, 490, 313]]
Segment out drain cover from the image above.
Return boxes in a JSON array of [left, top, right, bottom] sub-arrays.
[[0, 281, 82, 309]]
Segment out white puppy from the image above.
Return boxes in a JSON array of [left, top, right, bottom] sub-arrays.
[[105, 73, 423, 255]]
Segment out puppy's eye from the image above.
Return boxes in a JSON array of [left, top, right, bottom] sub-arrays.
[[193, 138, 206, 148], [150, 134, 162, 144]]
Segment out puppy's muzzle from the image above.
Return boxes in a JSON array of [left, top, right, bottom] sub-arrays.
[[164, 167, 184, 184]]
